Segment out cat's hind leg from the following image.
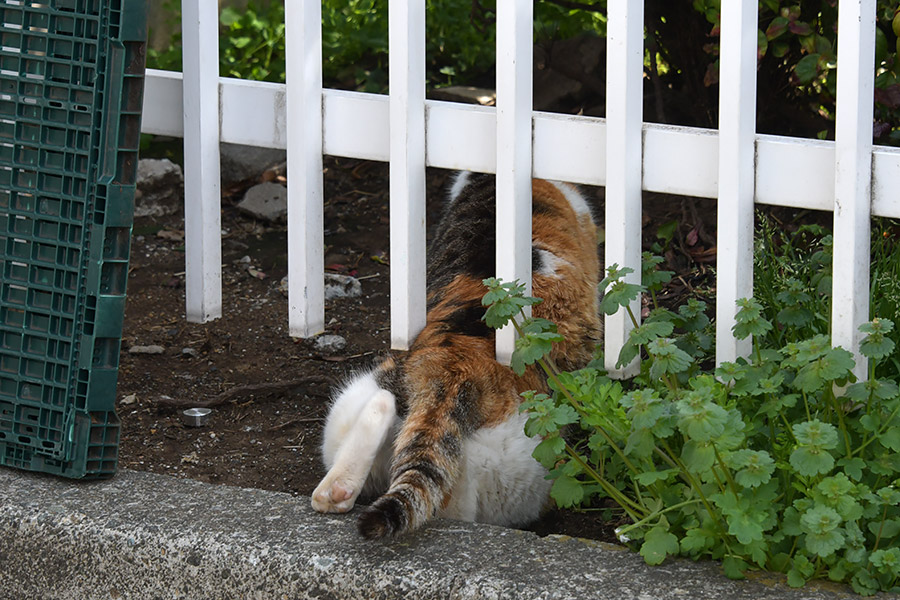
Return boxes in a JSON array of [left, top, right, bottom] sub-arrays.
[[311, 389, 397, 513]]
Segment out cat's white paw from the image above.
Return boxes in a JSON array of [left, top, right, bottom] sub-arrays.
[[311, 477, 358, 513]]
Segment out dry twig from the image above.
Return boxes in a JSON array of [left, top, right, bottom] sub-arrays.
[[156, 375, 336, 410]]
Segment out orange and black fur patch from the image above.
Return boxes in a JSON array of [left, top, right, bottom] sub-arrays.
[[357, 174, 601, 539]]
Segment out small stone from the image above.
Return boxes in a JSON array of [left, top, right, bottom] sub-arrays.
[[237, 182, 287, 222], [324, 274, 362, 300], [220, 143, 286, 186], [314, 334, 347, 353], [135, 158, 184, 217], [120, 393, 137, 406], [181, 451, 200, 465], [129, 345, 166, 355], [278, 274, 362, 300], [181, 347, 199, 358]]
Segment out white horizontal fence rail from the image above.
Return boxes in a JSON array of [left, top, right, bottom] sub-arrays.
[[141, 0, 900, 375]]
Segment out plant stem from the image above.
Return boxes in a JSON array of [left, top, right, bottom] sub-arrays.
[[616, 498, 704, 536], [849, 403, 900, 459], [712, 443, 740, 496], [564, 444, 647, 519]]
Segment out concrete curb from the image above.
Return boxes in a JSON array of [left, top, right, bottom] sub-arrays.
[[0, 468, 862, 599]]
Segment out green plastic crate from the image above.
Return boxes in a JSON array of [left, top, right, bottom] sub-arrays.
[[0, 0, 147, 478]]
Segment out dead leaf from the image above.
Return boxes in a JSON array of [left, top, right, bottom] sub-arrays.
[[157, 229, 185, 242]]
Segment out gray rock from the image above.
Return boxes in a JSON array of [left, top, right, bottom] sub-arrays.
[[135, 158, 184, 217], [220, 142, 286, 186], [324, 273, 362, 300], [277, 274, 363, 300], [237, 182, 288, 222], [128, 345, 166, 355], [314, 334, 347, 353]]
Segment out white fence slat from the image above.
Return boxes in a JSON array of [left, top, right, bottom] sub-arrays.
[[832, 0, 876, 379], [604, 0, 644, 377], [495, 0, 534, 364], [285, 0, 325, 338], [715, 0, 757, 365], [389, 0, 427, 350], [180, 0, 222, 323]]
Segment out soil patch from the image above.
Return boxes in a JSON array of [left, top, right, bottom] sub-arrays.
[[117, 156, 722, 544]]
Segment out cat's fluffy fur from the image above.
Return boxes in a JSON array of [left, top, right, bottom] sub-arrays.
[[311, 173, 601, 539]]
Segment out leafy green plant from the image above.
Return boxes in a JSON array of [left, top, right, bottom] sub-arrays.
[[483, 259, 900, 595], [220, 3, 286, 82], [753, 213, 900, 381], [691, 0, 900, 145]]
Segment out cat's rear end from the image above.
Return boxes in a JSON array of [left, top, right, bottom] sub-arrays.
[[313, 173, 601, 539]]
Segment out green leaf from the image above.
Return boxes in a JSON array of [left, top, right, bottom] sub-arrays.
[[777, 305, 814, 328], [793, 419, 839, 449], [621, 389, 666, 430], [513, 330, 564, 372], [790, 446, 835, 477], [800, 505, 844, 557], [680, 526, 715, 554], [523, 397, 578, 437], [868, 517, 900, 539], [681, 440, 716, 474], [639, 526, 680, 565], [532, 434, 565, 468], [676, 392, 728, 442], [550, 474, 584, 508], [729, 449, 776, 488], [722, 556, 748, 580], [859, 318, 896, 359], [624, 428, 656, 459], [805, 528, 845, 558], [642, 252, 673, 290], [794, 53, 822, 85], [647, 338, 694, 378], [630, 320, 675, 345], [766, 15, 789, 40], [709, 490, 767, 544], [837, 457, 866, 481], [634, 469, 678, 486], [870, 548, 900, 577], [879, 426, 900, 452], [676, 298, 710, 332], [787, 568, 807, 588], [733, 298, 773, 340], [600, 281, 643, 315]]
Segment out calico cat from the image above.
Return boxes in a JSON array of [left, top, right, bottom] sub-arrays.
[[311, 172, 601, 539]]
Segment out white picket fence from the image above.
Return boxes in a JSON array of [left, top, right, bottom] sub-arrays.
[[139, 0, 900, 379]]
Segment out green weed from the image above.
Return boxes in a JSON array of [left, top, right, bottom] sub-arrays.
[[484, 254, 900, 595]]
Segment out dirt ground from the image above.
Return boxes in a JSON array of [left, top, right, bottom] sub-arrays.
[[116, 156, 722, 544]]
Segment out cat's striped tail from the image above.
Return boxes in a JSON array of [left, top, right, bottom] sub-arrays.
[[357, 400, 467, 539]]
